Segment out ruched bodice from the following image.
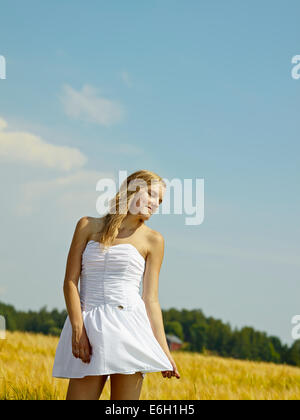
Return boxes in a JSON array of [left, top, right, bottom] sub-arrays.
[[80, 240, 146, 311]]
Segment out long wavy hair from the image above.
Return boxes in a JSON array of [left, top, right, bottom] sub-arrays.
[[98, 170, 166, 249]]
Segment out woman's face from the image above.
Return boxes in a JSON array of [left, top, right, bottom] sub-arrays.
[[128, 182, 165, 217]]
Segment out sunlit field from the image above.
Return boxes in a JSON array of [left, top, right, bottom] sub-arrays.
[[0, 331, 300, 400]]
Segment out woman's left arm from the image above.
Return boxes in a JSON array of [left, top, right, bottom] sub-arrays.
[[142, 232, 173, 361]]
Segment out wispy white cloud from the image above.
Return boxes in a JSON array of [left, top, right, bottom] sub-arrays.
[[60, 84, 125, 126], [0, 118, 7, 130], [0, 115, 144, 222], [119, 71, 133, 88], [17, 169, 115, 218], [0, 116, 87, 171]]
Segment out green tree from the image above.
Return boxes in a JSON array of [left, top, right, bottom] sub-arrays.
[[285, 340, 300, 367], [165, 321, 184, 340]]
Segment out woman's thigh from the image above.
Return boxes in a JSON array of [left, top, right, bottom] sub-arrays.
[[110, 372, 144, 400], [66, 375, 109, 400]]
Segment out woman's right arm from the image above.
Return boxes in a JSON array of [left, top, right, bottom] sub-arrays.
[[63, 216, 92, 363]]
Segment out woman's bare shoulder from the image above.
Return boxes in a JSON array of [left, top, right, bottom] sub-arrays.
[[146, 225, 164, 239], [145, 226, 165, 250], [75, 216, 105, 239], [88, 216, 106, 236]]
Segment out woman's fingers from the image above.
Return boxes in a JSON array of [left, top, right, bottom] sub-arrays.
[[72, 340, 92, 363], [161, 365, 180, 379], [83, 347, 91, 363], [77, 345, 91, 363], [72, 341, 80, 358], [174, 366, 180, 378], [169, 359, 180, 379], [161, 369, 172, 378], [79, 347, 88, 363]]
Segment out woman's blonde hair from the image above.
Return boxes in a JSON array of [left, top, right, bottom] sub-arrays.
[[98, 169, 166, 249]]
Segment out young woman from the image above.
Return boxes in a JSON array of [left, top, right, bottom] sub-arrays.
[[52, 170, 180, 400]]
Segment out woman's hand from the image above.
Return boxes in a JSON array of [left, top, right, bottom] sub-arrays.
[[72, 323, 93, 364], [162, 357, 180, 379]]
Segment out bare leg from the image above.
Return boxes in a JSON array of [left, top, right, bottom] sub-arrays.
[[110, 372, 144, 400], [66, 375, 108, 400]]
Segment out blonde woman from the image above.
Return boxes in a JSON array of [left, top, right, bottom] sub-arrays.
[[52, 170, 180, 400]]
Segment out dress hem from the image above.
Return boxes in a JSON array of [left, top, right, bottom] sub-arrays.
[[52, 367, 170, 380]]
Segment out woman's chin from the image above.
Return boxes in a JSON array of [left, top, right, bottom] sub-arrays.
[[139, 210, 151, 218]]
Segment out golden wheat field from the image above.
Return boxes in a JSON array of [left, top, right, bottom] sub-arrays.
[[0, 331, 300, 400]]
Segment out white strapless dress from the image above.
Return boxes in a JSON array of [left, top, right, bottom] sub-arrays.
[[52, 240, 173, 380]]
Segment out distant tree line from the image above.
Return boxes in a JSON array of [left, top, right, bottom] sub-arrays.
[[0, 301, 67, 338], [1, 301, 299, 367], [163, 308, 300, 367]]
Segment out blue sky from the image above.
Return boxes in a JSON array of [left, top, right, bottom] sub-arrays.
[[0, 0, 299, 346]]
